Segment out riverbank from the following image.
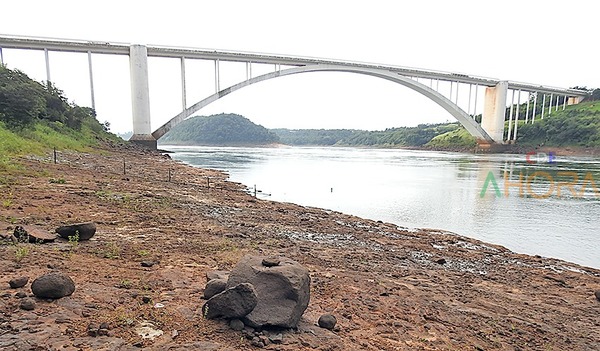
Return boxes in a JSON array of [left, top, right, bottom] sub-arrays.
[[1, 142, 599, 350]]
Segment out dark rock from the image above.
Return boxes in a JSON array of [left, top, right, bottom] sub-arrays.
[[268, 333, 283, 344], [87, 324, 99, 337], [142, 296, 152, 304], [434, 258, 447, 265], [13, 226, 56, 243], [262, 257, 281, 267], [55, 222, 96, 241], [250, 336, 264, 348], [20, 298, 36, 311], [98, 328, 109, 336], [595, 290, 600, 301], [31, 272, 75, 299], [318, 314, 337, 330], [9, 276, 29, 289], [227, 255, 310, 328], [229, 318, 245, 331], [202, 283, 258, 319], [204, 278, 227, 299], [141, 261, 157, 267], [15, 291, 27, 299], [206, 270, 229, 282], [99, 322, 110, 330]]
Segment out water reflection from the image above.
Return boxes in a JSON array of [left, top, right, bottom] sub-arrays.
[[163, 145, 599, 268]]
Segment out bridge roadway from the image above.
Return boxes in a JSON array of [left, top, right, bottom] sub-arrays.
[[0, 34, 585, 97]]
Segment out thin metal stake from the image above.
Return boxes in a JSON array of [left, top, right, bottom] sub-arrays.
[[53, 147, 57, 164], [123, 160, 126, 175]]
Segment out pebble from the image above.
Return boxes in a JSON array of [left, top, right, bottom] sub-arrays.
[[229, 319, 245, 331], [595, 290, 600, 302], [318, 314, 337, 330], [19, 298, 36, 311], [9, 277, 29, 289], [141, 261, 157, 267], [262, 257, 281, 267], [15, 292, 27, 299]]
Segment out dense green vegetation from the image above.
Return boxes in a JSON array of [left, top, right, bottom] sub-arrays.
[[516, 101, 600, 147], [271, 129, 359, 146], [338, 124, 461, 147], [0, 64, 117, 160], [161, 113, 280, 145], [426, 127, 477, 148]]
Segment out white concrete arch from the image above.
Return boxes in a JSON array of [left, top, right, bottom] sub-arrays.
[[152, 64, 494, 143]]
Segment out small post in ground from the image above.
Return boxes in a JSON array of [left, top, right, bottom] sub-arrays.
[[53, 147, 57, 164]]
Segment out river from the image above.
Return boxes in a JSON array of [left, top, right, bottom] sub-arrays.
[[162, 145, 600, 269]]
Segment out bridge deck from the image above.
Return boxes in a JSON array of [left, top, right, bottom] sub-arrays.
[[0, 34, 587, 97]]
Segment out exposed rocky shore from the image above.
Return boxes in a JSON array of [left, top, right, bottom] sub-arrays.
[[1, 143, 599, 350]]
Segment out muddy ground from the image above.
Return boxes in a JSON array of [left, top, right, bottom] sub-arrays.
[[1, 143, 599, 350]]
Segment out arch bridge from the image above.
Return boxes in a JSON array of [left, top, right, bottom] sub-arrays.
[[0, 35, 588, 148]]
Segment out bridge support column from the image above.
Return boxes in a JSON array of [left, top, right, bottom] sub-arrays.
[[129, 44, 156, 149], [481, 81, 508, 144], [567, 96, 582, 105]]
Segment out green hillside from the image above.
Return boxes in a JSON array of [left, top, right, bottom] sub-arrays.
[[0, 65, 118, 166], [515, 101, 600, 147], [160, 113, 279, 146]]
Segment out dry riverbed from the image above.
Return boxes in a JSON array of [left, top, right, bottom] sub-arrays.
[[1, 143, 599, 350]]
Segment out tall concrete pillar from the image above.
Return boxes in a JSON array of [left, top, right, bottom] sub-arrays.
[[129, 44, 156, 149], [481, 81, 508, 144]]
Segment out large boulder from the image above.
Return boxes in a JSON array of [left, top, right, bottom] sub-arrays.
[[31, 272, 75, 299], [226, 255, 310, 328], [56, 222, 96, 241], [202, 283, 257, 319]]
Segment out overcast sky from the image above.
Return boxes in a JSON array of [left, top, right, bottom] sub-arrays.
[[0, 0, 597, 133]]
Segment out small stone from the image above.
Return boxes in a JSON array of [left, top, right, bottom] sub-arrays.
[[250, 336, 264, 348], [206, 270, 229, 282], [204, 278, 227, 299], [98, 328, 109, 336], [595, 291, 600, 301], [141, 296, 152, 304], [171, 330, 179, 339], [261, 257, 281, 267], [20, 298, 36, 311], [141, 261, 156, 267], [434, 258, 447, 265], [87, 324, 99, 337], [9, 276, 29, 289], [229, 319, 245, 331], [99, 322, 109, 330], [268, 333, 283, 344], [15, 291, 27, 299], [318, 314, 337, 330]]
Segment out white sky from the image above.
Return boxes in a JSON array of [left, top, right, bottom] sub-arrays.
[[0, 0, 597, 133]]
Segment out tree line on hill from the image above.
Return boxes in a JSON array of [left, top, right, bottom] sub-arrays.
[[0, 65, 108, 134]]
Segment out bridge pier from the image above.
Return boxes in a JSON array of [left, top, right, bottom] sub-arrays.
[[128, 44, 157, 149], [481, 81, 508, 144]]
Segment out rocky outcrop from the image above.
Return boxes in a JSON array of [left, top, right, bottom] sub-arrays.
[[56, 222, 96, 241], [13, 225, 56, 243], [226, 255, 310, 328], [31, 272, 75, 299], [202, 283, 257, 319]]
